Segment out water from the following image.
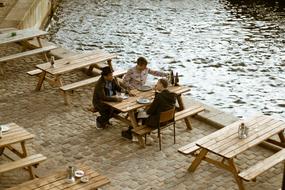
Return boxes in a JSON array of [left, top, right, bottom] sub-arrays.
[[49, 0, 285, 118]]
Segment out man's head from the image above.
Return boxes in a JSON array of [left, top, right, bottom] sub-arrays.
[[136, 57, 148, 71], [156, 78, 168, 91], [101, 66, 113, 81]]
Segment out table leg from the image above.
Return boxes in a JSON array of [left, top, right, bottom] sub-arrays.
[[188, 148, 208, 172], [20, 141, 28, 158], [128, 110, 145, 147], [278, 132, 285, 143], [36, 37, 49, 62], [227, 159, 245, 190], [177, 95, 192, 130], [0, 147, 4, 155], [36, 71, 46, 91]]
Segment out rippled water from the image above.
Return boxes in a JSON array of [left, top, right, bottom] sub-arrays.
[[49, 0, 285, 118]]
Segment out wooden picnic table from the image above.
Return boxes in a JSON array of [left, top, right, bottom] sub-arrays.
[[0, 123, 46, 179], [0, 123, 34, 158], [0, 28, 55, 74], [6, 164, 110, 190], [185, 115, 285, 190], [104, 85, 191, 144], [35, 50, 116, 91]]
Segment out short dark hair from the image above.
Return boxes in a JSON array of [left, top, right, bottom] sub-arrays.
[[158, 78, 168, 88], [101, 66, 112, 76], [137, 57, 148, 66]]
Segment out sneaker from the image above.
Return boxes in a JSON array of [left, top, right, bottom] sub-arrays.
[[95, 119, 104, 130], [121, 130, 133, 140]]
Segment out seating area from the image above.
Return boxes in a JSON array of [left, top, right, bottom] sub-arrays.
[[1, 26, 284, 190]]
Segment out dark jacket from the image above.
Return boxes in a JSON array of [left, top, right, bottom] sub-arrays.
[[146, 89, 176, 128], [93, 76, 122, 108]]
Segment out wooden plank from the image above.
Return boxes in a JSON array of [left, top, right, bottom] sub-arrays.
[[210, 118, 278, 154], [0, 154, 46, 173], [178, 142, 200, 155], [0, 29, 48, 45], [198, 115, 268, 149], [225, 122, 285, 158], [239, 149, 285, 181], [203, 116, 274, 152], [0, 45, 57, 63], [27, 69, 42, 76], [36, 52, 116, 75], [7, 165, 90, 190], [179, 115, 264, 154], [175, 106, 204, 121]]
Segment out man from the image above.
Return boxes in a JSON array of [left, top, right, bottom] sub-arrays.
[[122, 57, 169, 90], [122, 78, 176, 140], [93, 66, 123, 129], [145, 78, 176, 128]]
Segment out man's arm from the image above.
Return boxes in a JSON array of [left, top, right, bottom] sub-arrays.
[[97, 82, 120, 102], [148, 68, 168, 77], [146, 93, 159, 115]]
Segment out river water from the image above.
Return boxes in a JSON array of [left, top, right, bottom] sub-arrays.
[[49, 0, 285, 118]]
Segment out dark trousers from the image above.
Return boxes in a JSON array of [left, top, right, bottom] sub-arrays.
[[95, 104, 120, 127], [96, 105, 113, 126]]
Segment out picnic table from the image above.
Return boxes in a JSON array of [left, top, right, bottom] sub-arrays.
[[6, 164, 110, 190], [0, 123, 46, 178], [34, 50, 116, 103], [104, 85, 192, 145], [179, 115, 285, 190], [0, 28, 56, 74]]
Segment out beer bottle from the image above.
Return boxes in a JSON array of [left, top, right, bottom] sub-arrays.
[[174, 72, 179, 86]]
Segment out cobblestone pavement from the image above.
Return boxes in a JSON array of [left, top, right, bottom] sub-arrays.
[[0, 43, 283, 189]]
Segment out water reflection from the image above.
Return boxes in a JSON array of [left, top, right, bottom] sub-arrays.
[[49, 0, 285, 118]]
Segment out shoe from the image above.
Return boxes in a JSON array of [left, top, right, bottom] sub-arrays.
[[96, 119, 104, 130], [121, 130, 133, 140]]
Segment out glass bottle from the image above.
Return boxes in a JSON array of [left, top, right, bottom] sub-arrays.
[[174, 72, 179, 86], [66, 166, 75, 183], [170, 70, 174, 86], [238, 122, 248, 139], [50, 56, 55, 68]]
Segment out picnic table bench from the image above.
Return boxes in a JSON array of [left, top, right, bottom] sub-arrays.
[[178, 115, 285, 190], [7, 164, 110, 190], [0, 123, 46, 179], [0, 28, 55, 74], [31, 50, 117, 104]]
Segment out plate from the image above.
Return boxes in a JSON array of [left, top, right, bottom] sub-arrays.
[[0, 124, 9, 132], [75, 170, 85, 178], [137, 98, 151, 104], [137, 85, 152, 92], [80, 176, 89, 183]]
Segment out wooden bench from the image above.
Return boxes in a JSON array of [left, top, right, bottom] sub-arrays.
[[178, 141, 201, 156], [0, 154, 46, 179], [0, 45, 57, 63], [60, 69, 127, 105], [132, 105, 205, 146], [238, 148, 285, 182]]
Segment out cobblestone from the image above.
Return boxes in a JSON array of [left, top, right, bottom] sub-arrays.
[[0, 44, 283, 190]]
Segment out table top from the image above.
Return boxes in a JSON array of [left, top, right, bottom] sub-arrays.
[[104, 85, 191, 112], [0, 29, 48, 45], [196, 115, 285, 159], [7, 164, 110, 190], [36, 50, 116, 75], [0, 123, 34, 148]]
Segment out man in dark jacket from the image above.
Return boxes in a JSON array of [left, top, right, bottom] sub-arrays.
[[145, 78, 176, 128], [93, 66, 123, 129]]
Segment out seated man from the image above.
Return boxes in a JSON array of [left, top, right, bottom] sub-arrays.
[[122, 57, 169, 90], [145, 78, 176, 128], [93, 66, 125, 129], [122, 78, 176, 139]]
